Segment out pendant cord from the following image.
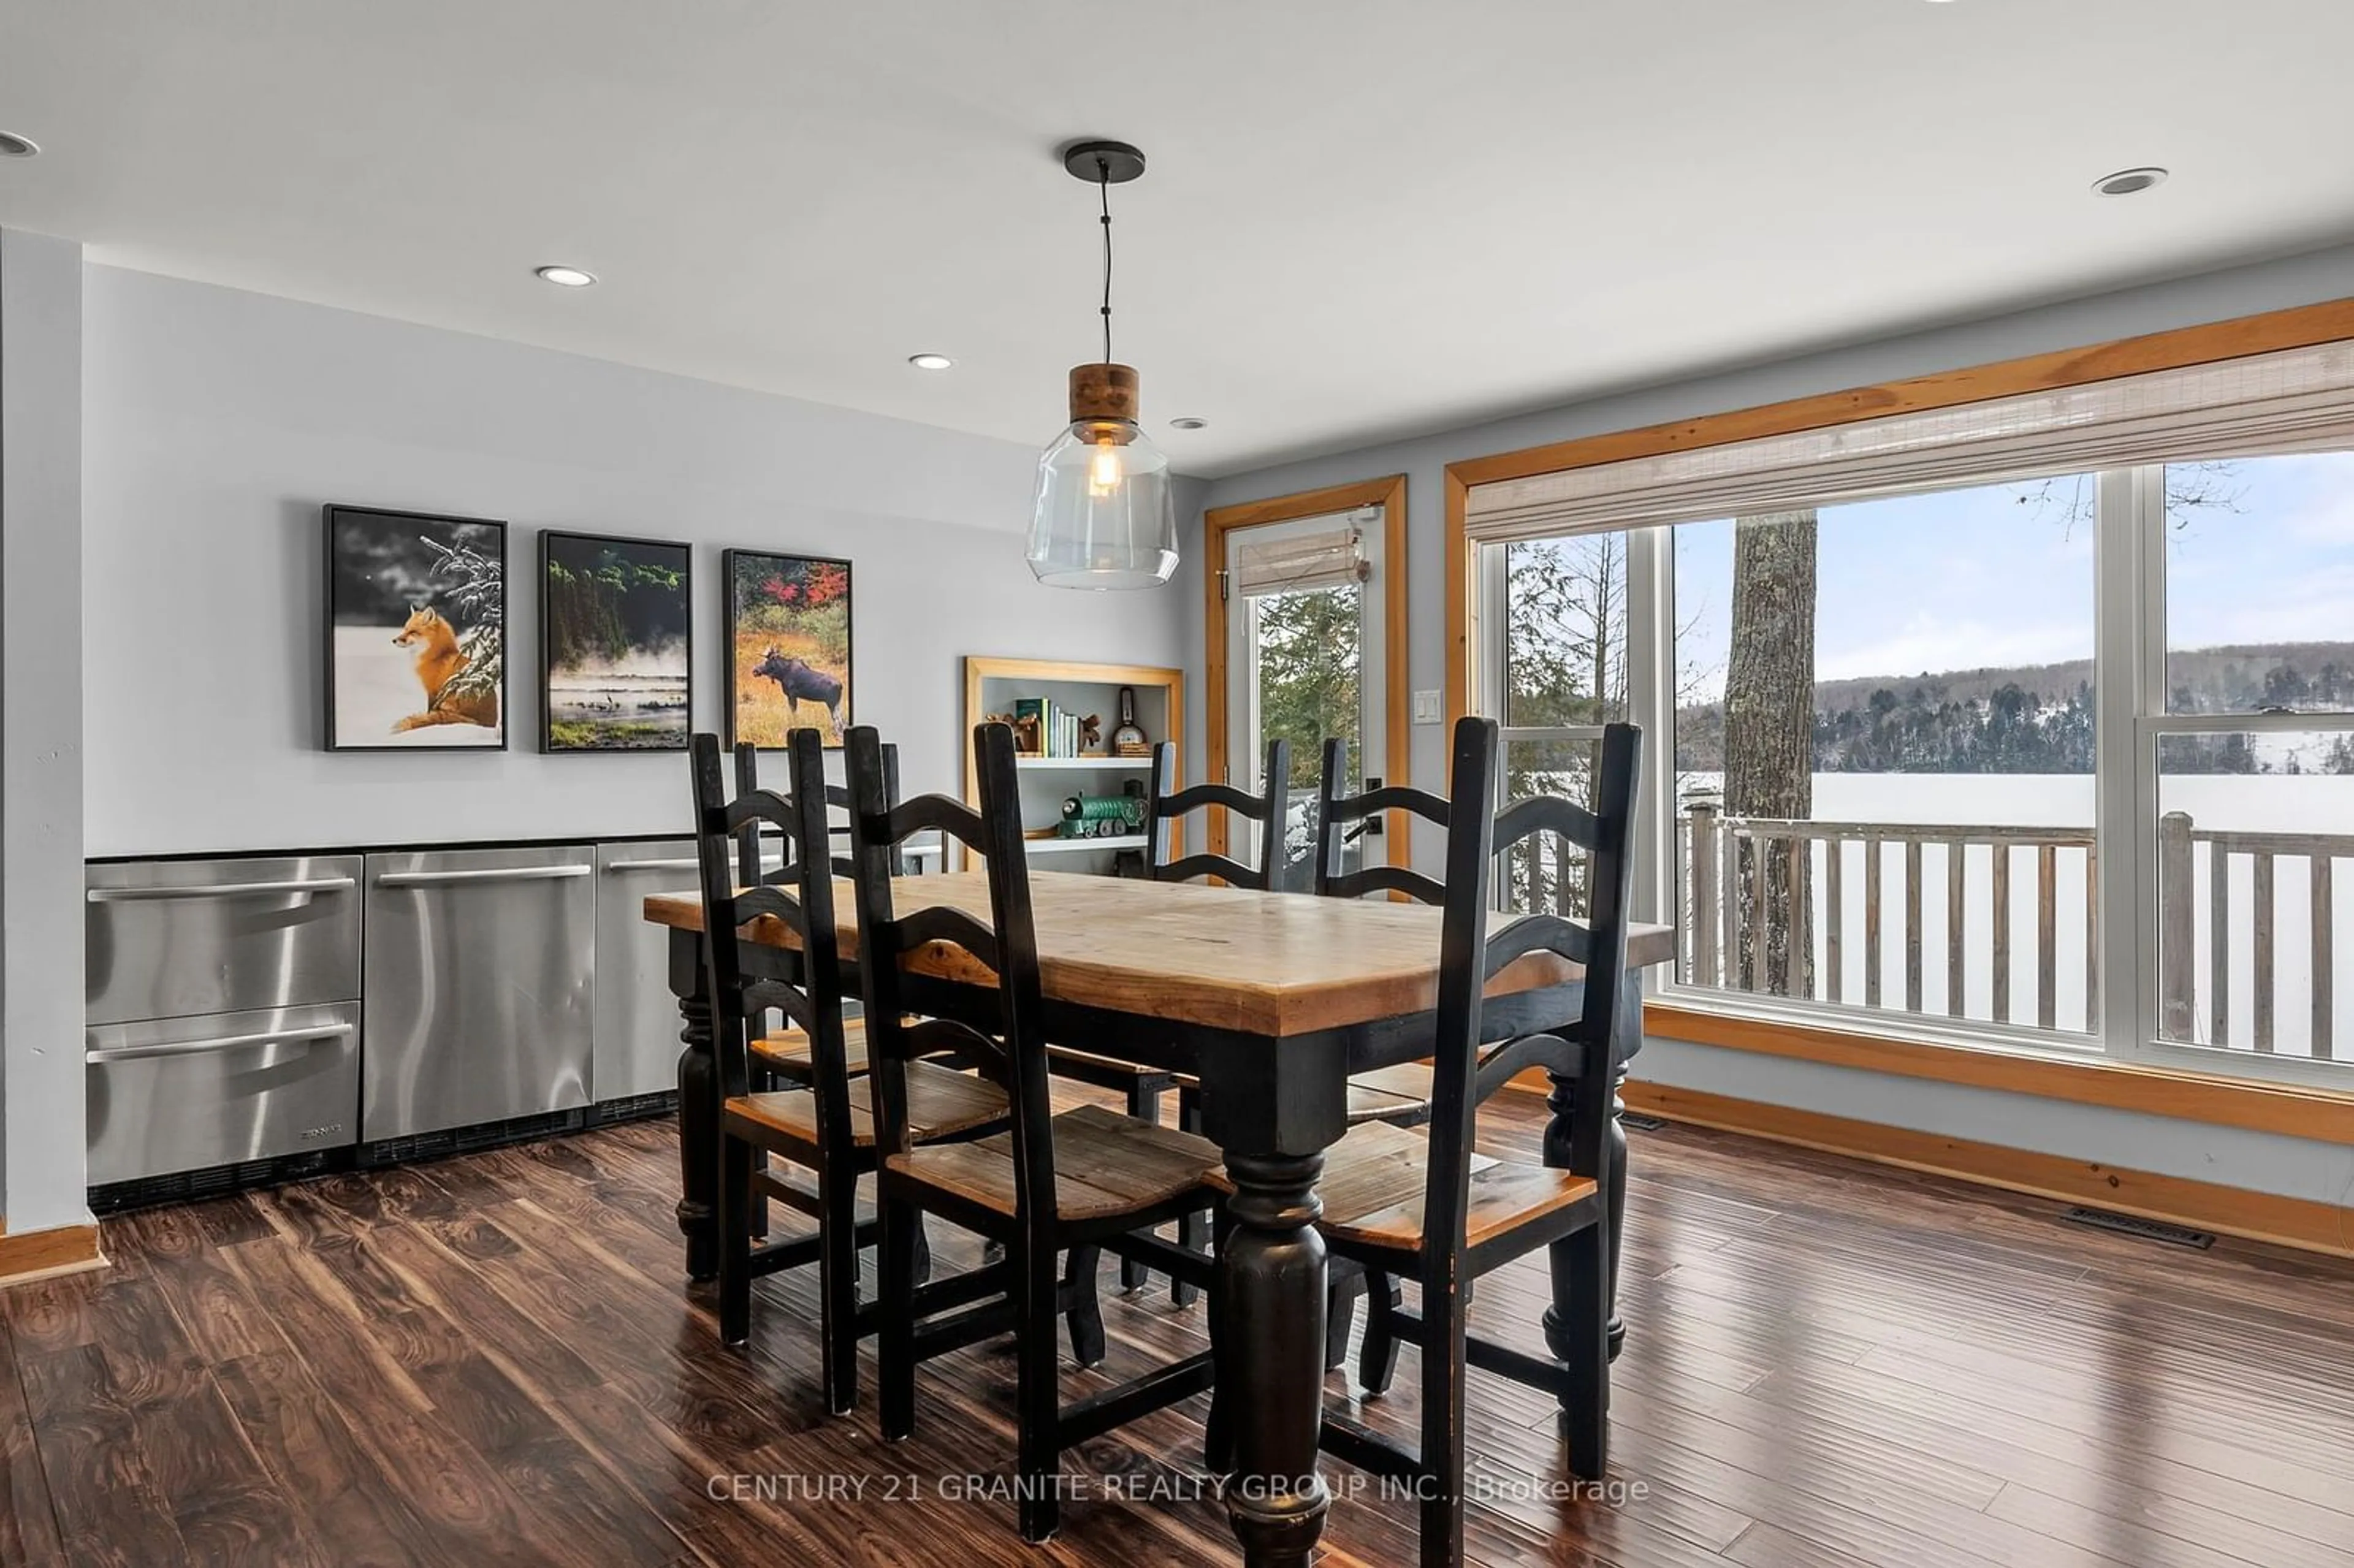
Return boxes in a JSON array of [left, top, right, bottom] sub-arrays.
[[1097, 158, 1113, 367]]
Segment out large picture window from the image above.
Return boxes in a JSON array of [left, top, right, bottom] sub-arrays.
[[1468, 340, 2354, 1084]]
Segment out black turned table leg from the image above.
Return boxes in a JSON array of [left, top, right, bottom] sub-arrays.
[[669, 927, 720, 1283], [1219, 1149, 1331, 1568]]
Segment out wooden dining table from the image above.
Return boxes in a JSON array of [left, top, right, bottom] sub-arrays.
[[644, 870, 1672, 1568]]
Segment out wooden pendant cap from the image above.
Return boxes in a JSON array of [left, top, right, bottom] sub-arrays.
[[1068, 362, 1141, 424]]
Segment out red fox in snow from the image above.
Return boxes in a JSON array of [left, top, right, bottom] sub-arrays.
[[390, 606, 499, 731]]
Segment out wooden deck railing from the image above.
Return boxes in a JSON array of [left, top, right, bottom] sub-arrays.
[[2161, 813, 2344, 1057], [1680, 803, 2099, 1032], [1676, 802, 2350, 1057]]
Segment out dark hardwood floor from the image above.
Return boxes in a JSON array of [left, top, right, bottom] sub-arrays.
[[5, 1091, 2352, 1567]]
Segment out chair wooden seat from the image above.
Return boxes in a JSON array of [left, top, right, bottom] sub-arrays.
[[751, 1018, 870, 1076], [887, 1102, 1221, 1223], [1229, 1119, 1597, 1255], [726, 1059, 1006, 1149], [1346, 1062, 1434, 1125]]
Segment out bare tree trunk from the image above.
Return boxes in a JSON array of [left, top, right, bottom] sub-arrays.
[[1723, 511, 1816, 995]]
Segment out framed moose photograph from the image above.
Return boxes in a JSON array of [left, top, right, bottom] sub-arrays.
[[539, 530, 693, 753], [323, 505, 508, 751], [723, 549, 853, 749]]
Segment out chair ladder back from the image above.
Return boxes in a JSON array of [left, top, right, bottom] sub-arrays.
[[1570, 723, 1642, 1076], [1314, 735, 1450, 904], [1417, 715, 1504, 1266], [1144, 738, 1290, 890], [688, 733, 858, 1141], [737, 737, 903, 880], [967, 722, 1060, 1227], [1469, 721, 1645, 1178], [844, 724, 1048, 1169]]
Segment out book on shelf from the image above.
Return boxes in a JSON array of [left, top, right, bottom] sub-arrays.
[[1008, 695, 1102, 759]]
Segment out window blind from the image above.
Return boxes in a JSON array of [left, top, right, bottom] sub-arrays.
[[1230, 522, 1369, 596], [1466, 338, 2354, 541]]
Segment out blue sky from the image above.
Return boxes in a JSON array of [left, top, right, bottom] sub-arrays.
[[1670, 449, 2354, 704]]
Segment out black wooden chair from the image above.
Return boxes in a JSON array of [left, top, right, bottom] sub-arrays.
[[694, 728, 1012, 1415], [1143, 736, 1290, 887], [848, 721, 1224, 1543], [731, 739, 898, 1086], [1292, 715, 1640, 1568], [1125, 736, 1292, 1303], [1314, 736, 1458, 1127]]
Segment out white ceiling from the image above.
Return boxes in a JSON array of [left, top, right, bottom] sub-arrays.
[[4, 1, 2352, 477]]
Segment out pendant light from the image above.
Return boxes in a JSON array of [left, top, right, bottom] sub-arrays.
[[1027, 140, 1179, 590]]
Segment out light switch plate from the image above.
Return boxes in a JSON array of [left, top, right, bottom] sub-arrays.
[[1412, 689, 1442, 724]]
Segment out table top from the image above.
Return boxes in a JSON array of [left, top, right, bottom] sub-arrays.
[[645, 870, 1672, 1038]]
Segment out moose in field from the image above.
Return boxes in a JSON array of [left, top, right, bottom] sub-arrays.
[[753, 647, 844, 733]]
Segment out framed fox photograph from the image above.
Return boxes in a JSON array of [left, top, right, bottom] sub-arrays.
[[323, 505, 508, 752], [723, 548, 853, 750], [539, 530, 692, 753]]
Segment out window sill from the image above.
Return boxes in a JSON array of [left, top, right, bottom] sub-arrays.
[[1642, 999, 2354, 1147]]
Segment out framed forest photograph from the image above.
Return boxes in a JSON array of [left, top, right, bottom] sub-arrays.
[[539, 531, 693, 752], [324, 505, 507, 750], [724, 549, 853, 748]]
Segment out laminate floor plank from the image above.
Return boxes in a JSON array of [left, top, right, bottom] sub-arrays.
[[13, 1100, 2350, 1568], [0, 1317, 65, 1568], [13, 1344, 191, 1568], [214, 1345, 449, 1568]]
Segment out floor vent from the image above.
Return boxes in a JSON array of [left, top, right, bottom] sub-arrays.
[[1620, 1113, 1666, 1132], [90, 1147, 349, 1214], [589, 1090, 678, 1126], [2063, 1206, 2214, 1249]]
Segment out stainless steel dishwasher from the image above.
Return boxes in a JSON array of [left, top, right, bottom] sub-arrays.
[[593, 839, 700, 1106], [362, 844, 596, 1143], [85, 856, 365, 1191]]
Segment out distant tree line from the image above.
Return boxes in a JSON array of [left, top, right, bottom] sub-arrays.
[[1677, 644, 2354, 778]]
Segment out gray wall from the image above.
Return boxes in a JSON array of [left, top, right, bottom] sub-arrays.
[[2, 230, 87, 1233], [1200, 239, 2354, 1211], [83, 267, 1199, 857]]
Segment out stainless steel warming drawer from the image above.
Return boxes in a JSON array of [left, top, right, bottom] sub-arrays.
[[85, 1003, 362, 1186], [85, 855, 368, 1186], [86, 855, 364, 1027], [362, 844, 596, 1142]]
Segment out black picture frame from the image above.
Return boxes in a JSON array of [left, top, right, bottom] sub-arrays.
[[322, 504, 509, 752], [538, 530, 695, 754], [722, 548, 854, 750]]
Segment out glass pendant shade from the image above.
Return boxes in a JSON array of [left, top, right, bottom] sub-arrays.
[[1027, 365, 1179, 589]]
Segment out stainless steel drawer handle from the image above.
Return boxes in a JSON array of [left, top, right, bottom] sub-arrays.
[[376, 866, 593, 886], [86, 1021, 356, 1064], [87, 876, 357, 902], [604, 858, 703, 873]]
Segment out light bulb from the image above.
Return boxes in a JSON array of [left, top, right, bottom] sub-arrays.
[[1088, 437, 1125, 496]]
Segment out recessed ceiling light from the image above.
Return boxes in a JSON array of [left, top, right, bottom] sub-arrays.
[[535, 264, 598, 287], [907, 352, 954, 371], [2093, 167, 2167, 197], [0, 131, 39, 159], [1170, 417, 1208, 430]]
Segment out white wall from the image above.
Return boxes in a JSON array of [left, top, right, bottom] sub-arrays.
[[1200, 239, 2354, 1211], [2, 230, 88, 1231], [83, 266, 1202, 857]]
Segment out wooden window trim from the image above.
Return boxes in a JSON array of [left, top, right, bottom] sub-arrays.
[[1204, 475, 1411, 862], [1645, 1001, 2354, 1148], [1444, 295, 2354, 731]]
